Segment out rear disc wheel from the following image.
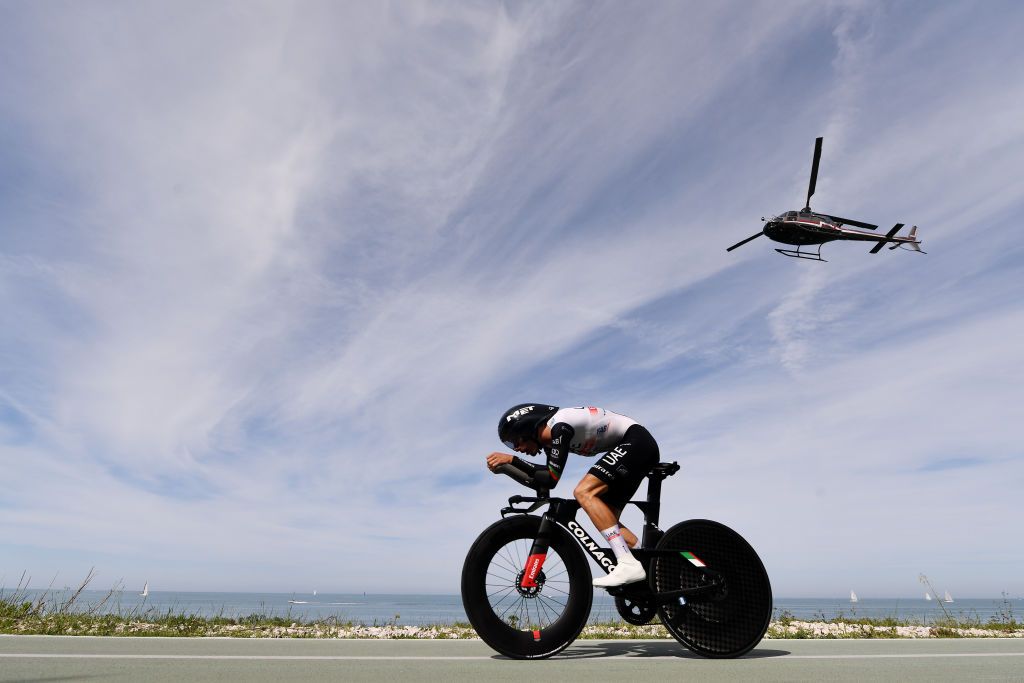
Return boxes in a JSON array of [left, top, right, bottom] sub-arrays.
[[652, 519, 771, 658]]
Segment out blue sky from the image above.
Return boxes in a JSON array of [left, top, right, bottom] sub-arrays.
[[1, 1, 1022, 599]]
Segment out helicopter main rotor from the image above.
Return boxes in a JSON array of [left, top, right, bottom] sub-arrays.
[[804, 136, 822, 212], [804, 136, 878, 229]]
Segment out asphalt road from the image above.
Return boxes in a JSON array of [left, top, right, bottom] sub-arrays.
[[2, 635, 1024, 682]]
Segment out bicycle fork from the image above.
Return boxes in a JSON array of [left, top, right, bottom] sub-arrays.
[[520, 516, 555, 589]]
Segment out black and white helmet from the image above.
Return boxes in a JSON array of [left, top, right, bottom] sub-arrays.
[[498, 404, 558, 449]]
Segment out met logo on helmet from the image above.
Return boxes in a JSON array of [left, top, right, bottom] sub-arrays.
[[505, 406, 535, 422]]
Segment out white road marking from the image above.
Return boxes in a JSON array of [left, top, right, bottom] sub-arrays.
[[0, 654, 493, 660], [2, 652, 1024, 661], [782, 653, 1024, 660]]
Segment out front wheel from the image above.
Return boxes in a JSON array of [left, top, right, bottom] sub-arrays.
[[652, 519, 772, 658], [461, 515, 592, 659]]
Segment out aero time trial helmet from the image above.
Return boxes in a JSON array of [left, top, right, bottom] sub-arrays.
[[498, 404, 558, 449]]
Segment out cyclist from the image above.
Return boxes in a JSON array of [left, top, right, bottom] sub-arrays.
[[487, 403, 660, 588]]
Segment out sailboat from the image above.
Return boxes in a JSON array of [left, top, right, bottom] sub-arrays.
[[850, 590, 858, 603], [943, 590, 953, 603], [925, 592, 932, 601], [140, 582, 149, 597], [289, 590, 316, 604]]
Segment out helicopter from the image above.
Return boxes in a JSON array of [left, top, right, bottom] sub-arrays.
[[727, 137, 925, 261]]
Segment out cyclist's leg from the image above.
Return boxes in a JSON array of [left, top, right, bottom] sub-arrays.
[[575, 425, 659, 547], [608, 505, 639, 548], [571, 477, 638, 546]]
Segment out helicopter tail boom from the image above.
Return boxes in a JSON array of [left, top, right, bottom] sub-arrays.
[[890, 225, 925, 253]]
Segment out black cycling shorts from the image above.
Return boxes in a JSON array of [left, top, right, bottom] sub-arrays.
[[587, 424, 660, 512]]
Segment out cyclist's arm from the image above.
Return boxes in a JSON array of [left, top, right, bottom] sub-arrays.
[[508, 455, 541, 475], [543, 422, 574, 487]]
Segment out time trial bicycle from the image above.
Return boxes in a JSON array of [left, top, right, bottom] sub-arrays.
[[461, 460, 772, 659]]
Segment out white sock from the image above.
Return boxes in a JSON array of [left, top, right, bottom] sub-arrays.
[[601, 525, 632, 560]]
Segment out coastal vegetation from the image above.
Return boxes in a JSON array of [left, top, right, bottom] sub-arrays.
[[2, 572, 1020, 639]]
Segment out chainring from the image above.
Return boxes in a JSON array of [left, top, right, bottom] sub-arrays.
[[615, 594, 658, 625]]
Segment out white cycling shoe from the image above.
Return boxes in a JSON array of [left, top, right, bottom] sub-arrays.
[[592, 554, 646, 588]]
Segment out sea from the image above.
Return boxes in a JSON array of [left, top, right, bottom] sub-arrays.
[[5, 589, 1021, 626]]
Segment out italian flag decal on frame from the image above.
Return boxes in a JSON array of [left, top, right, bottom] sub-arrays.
[[680, 551, 706, 567]]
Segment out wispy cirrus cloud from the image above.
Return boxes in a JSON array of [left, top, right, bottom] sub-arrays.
[[2, 0, 1023, 596]]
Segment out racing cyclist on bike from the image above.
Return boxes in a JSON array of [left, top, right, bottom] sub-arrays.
[[487, 404, 660, 588]]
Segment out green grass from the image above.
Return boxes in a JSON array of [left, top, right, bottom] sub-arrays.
[[3, 573, 1020, 639], [767, 606, 1022, 639]]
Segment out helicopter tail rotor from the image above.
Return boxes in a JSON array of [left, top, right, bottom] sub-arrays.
[[803, 136, 823, 211], [726, 231, 765, 252], [870, 223, 904, 253]]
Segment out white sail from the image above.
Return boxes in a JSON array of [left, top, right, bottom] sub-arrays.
[[313, 590, 317, 597], [925, 592, 932, 601], [140, 582, 149, 597], [850, 590, 858, 603], [944, 590, 953, 603]]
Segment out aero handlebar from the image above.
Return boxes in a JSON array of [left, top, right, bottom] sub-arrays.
[[494, 462, 552, 493], [494, 462, 535, 486]]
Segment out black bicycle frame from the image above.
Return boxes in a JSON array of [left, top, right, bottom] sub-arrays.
[[498, 462, 723, 605]]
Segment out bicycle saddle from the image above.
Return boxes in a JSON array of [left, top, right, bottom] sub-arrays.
[[648, 461, 680, 478]]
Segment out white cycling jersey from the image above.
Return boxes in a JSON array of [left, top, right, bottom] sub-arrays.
[[546, 406, 637, 457]]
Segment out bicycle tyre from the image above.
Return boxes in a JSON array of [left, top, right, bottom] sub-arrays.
[[652, 519, 772, 658], [461, 515, 592, 659]]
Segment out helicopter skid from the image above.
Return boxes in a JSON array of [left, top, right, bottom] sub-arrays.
[[774, 245, 826, 262]]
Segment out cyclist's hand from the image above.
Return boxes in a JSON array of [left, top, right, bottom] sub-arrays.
[[486, 452, 514, 472]]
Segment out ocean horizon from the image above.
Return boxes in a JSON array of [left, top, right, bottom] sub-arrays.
[[4, 588, 1020, 626]]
